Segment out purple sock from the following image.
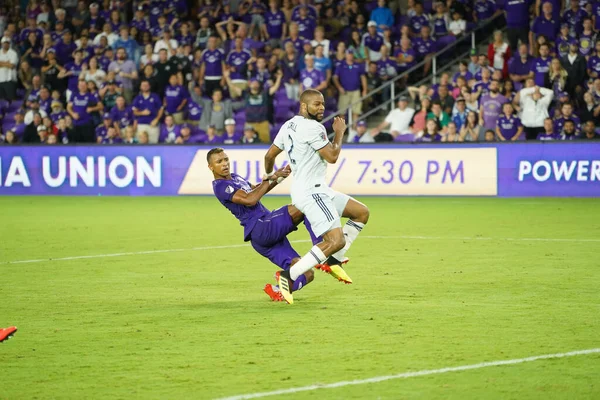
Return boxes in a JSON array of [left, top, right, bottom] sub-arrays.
[[304, 218, 321, 245], [293, 274, 307, 291]]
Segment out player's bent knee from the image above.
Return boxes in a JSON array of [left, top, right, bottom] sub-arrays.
[[358, 206, 370, 224], [305, 269, 315, 282]]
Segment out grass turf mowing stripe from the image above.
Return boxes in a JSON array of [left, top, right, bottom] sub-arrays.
[[216, 348, 600, 400], [1, 235, 599, 265]]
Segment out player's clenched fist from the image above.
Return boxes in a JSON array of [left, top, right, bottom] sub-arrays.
[[332, 116, 347, 135]]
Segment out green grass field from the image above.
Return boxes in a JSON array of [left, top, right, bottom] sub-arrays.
[[1, 197, 599, 399]]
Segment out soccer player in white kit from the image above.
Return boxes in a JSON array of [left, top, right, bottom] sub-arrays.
[[264, 89, 370, 304]]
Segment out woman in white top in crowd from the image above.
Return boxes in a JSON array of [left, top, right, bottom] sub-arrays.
[[140, 43, 159, 68], [83, 57, 106, 87], [310, 26, 330, 58]]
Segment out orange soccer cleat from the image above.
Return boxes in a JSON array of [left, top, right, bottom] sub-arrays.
[[263, 283, 285, 302], [316, 258, 352, 284], [0, 326, 17, 343]]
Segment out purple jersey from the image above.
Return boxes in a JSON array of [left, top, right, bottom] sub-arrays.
[[176, 33, 195, 47], [222, 133, 242, 145], [376, 58, 398, 78], [362, 32, 385, 52], [294, 16, 317, 40], [532, 16, 560, 42], [474, 0, 496, 20], [283, 37, 304, 54], [579, 33, 595, 56], [300, 68, 324, 89], [96, 125, 109, 141], [394, 47, 416, 69], [531, 57, 551, 87], [131, 17, 149, 33], [160, 124, 181, 143], [496, 115, 522, 140], [594, 2, 600, 30], [505, 0, 531, 28], [132, 93, 162, 124], [265, 10, 286, 38], [474, 80, 490, 95], [453, 71, 473, 83], [537, 132, 559, 140], [109, 105, 134, 128], [201, 48, 225, 79], [64, 61, 85, 92], [203, 135, 224, 145], [554, 115, 581, 132], [213, 174, 270, 241], [291, 5, 318, 20], [416, 133, 442, 142], [413, 37, 436, 57], [480, 93, 507, 129], [431, 15, 449, 37], [410, 14, 430, 34], [563, 8, 588, 35], [50, 111, 67, 124], [588, 55, 600, 75], [186, 100, 202, 122], [334, 61, 365, 91], [164, 85, 186, 114], [55, 40, 77, 65], [556, 36, 577, 58], [70, 92, 96, 126], [226, 50, 252, 80]]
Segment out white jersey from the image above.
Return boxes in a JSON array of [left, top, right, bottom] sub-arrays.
[[273, 115, 330, 199]]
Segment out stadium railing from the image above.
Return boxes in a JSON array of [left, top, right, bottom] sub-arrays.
[[322, 13, 506, 128]]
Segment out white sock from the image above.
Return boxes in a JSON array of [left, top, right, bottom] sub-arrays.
[[331, 220, 364, 261], [289, 245, 326, 280]]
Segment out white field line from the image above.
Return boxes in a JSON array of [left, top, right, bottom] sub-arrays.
[[1, 235, 599, 265], [216, 348, 600, 400]]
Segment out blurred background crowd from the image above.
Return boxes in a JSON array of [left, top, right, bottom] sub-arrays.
[[0, 0, 598, 145]]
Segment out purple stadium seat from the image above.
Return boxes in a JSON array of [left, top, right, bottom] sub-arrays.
[[436, 36, 456, 51], [7, 100, 23, 112], [394, 133, 415, 142], [0, 99, 9, 113], [2, 122, 15, 133]]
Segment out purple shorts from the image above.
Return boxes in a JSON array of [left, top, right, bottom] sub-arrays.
[[250, 206, 300, 270]]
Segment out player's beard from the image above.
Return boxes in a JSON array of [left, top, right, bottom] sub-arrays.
[[307, 109, 323, 121]]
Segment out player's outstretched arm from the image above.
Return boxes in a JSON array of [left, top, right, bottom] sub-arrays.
[[318, 116, 347, 164], [264, 144, 283, 175], [231, 166, 290, 206]]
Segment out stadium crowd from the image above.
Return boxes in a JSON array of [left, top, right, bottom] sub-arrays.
[[0, 0, 598, 145]]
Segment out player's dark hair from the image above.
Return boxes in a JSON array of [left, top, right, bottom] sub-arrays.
[[207, 147, 224, 163], [300, 89, 322, 105]]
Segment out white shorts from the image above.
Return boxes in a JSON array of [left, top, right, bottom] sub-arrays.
[[294, 190, 350, 238]]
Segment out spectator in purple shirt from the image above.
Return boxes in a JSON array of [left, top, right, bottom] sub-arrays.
[[479, 80, 507, 130], [394, 37, 416, 76], [537, 117, 559, 140], [199, 36, 226, 97], [509, 43, 535, 90], [531, 43, 551, 87], [264, 0, 287, 49], [333, 49, 368, 125], [586, 41, 600, 79], [530, 2, 560, 45], [299, 54, 327, 92], [55, 30, 78, 66], [163, 74, 187, 124], [558, 119, 579, 139], [202, 124, 224, 145], [59, 48, 86, 101], [132, 80, 164, 143], [453, 60, 473, 85], [226, 37, 253, 98], [496, 102, 524, 141], [109, 95, 133, 137], [280, 41, 301, 100], [563, 0, 588, 36], [414, 26, 436, 76], [410, 3, 430, 36], [95, 113, 112, 143], [67, 79, 103, 143], [160, 114, 181, 143], [474, 0, 496, 24], [292, 6, 317, 40], [362, 21, 385, 62], [222, 118, 242, 144]]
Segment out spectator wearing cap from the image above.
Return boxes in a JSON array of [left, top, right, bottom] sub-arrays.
[[371, 96, 415, 140], [109, 95, 133, 136], [227, 69, 283, 143], [504, 0, 530, 53], [222, 118, 241, 144], [226, 37, 253, 98], [163, 74, 187, 125], [95, 112, 112, 143], [300, 55, 327, 92], [100, 126, 121, 144], [347, 120, 374, 143], [292, 5, 317, 40], [264, 0, 287, 50], [58, 48, 85, 101], [172, 124, 193, 144], [0, 37, 18, 101], [479, 79, 506, 131], [68, 79, 102, 142], [50, 100, 67, 123], [241, 124, 261, 144], [203, 124, 224, 145], [133, 80, 163, 143], [93, 23, 118, 47], [362, 21, 385, 62], [130, 6, 149, 36], [560, 42, 587, 95], [24, 98, 48, 124], [160, 114, 180, 143], [199, 36, 225, 98], [23, 112, 44, 143], [333, 48, 367, 125], [509, 43, 534, 91], [108, 47, 139, 104]]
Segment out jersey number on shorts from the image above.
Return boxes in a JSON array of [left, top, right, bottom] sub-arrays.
[[287, 134, 296, 165]]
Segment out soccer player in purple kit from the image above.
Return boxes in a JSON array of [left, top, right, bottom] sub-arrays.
[[208, 148, 329, 302]]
